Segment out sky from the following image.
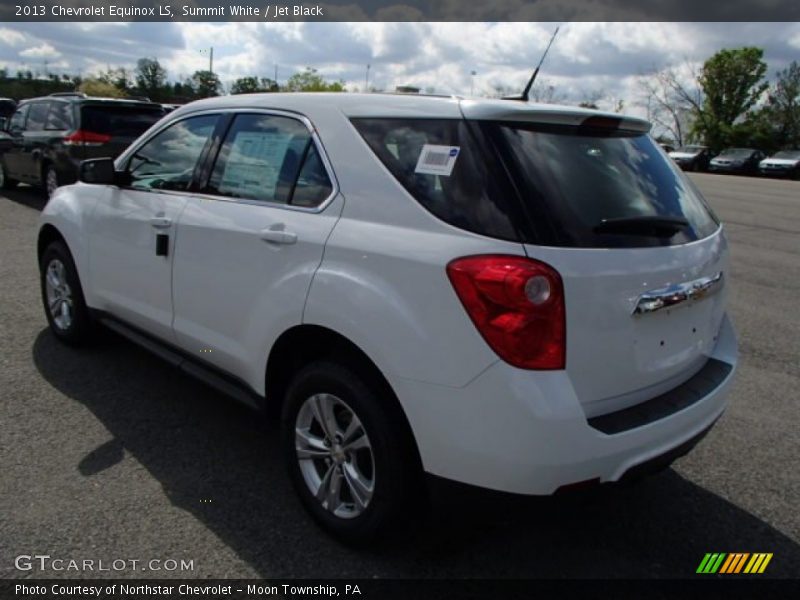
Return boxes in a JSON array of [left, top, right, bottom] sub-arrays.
[[0, 21, 798, 115]]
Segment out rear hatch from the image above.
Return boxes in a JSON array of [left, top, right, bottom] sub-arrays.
[[464, 103, 728, 416], [76, 101, 164, 159]]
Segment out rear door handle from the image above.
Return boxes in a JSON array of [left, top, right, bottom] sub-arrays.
[[149, 216, 172, 229], [260, 225, 297, 245]]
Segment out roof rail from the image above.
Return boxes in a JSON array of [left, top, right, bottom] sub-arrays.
[[49, 92, 87, 98]]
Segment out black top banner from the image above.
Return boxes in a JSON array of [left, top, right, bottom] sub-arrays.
[[1, 0, 799, 22]]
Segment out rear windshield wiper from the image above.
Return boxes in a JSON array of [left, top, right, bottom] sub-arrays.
[[593, 216, 690, 237]]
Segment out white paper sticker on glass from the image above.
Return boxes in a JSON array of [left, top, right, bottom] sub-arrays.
[[414, 144, 460, 176]]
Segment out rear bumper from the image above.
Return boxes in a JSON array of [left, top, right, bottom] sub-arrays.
[[395, 313, 737, 495]]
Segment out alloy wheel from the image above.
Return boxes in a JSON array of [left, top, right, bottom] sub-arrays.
[[45, 258, 74, 330], [46, 168, 59, 198], [294, 393, 375, 519]]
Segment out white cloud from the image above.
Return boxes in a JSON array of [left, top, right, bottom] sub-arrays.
[[0, 27, 26, 46], [19, 43, 61, 59]]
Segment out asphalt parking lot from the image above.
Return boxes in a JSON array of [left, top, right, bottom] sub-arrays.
[[1, 173, 798, 579]]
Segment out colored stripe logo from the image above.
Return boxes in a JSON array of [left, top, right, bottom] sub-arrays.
[[697, 553, 773, 574]]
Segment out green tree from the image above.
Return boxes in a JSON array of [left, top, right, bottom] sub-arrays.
[[230, 76, 260, 94], [283, 68, 345, 92], [690, 47, 769, 150], [97, 67, 131, 96], [763, 61, 800, 149], [135, 58, 167, 101], [78, 78, 126, 98], [230, 76, 280, 94], [189, 70, 222, 98]]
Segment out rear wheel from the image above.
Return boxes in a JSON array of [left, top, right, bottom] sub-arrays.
[[282, 361, 418, 544], [0, 160, 18, 189], [40, 241, 93, 345], [44, 165, 59, 199]]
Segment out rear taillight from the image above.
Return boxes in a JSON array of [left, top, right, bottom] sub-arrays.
[[63, 130, 112, 146], [446, 255, 566, 370]]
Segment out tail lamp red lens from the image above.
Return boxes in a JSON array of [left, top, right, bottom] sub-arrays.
[[446, 255, 566, 370], [63, 130, 112, 146]]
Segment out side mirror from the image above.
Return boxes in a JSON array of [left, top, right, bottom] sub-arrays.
[[79, 158, 117, 185]]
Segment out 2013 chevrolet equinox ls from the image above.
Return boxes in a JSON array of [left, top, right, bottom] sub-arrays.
[[37, 93, 737, 542]]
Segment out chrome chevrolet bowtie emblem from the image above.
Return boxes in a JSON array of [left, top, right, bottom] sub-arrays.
[[633, 272, 723, 316]]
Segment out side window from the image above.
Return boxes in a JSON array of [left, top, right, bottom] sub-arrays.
[[9, 105, 29, 131], [206, 113, 330, 205], [25, 103, 50, 132], [45, 102, 73, 130], [352, 118, 518, 240], [127, 115, 218, 192], [291, 144, 334, 207]]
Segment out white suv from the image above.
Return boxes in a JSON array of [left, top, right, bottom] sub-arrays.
[[38, 93, 737, 542]]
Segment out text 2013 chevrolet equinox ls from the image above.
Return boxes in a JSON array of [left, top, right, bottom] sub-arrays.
[[37, 93, 737, 542]]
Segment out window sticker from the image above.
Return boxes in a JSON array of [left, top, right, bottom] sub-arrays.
[[414, 144, 460, 176], [218, 131, 292, 199]]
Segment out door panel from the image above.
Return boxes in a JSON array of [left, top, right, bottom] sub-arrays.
[[89, 188, 188, 341], [172, 194, 343, 384], [87, 114, 219, 341], [3, 105, 29, 179], [171, 112, 341, 388], [19, 102, 50, 182]]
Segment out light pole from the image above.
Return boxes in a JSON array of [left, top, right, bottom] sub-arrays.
[[199, 47, 214, 73], [365, 63, 371, 93], [470, 70, 477, 96]]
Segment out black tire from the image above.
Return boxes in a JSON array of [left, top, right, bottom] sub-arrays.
[[0, 160, 18, 189], [40, 240, 93, 345], [281, 360, 419, 544]]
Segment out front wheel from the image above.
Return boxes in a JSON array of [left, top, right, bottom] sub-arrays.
[[40, 241, 93, 345], [282, 361, 418, 544]]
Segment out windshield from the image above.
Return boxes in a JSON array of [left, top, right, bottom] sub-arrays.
[[485, 122, 720, 248], [772, 151, 800, 160], [718, 148, 753, 158], [677, 146, 704, 153]]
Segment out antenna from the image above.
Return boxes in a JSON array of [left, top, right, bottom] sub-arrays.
[[509, 26, 560, 102]]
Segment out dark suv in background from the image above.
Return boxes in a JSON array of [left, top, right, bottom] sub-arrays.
[[0, 92, 164, 198]]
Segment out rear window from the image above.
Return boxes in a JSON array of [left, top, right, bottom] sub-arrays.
[[351, 118, 520, 241], [353, 118, 719, 248], [485, 122, 720, 247], [80, 104, 163, 137]]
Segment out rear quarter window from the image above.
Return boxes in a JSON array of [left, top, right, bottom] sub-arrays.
[[351, 118, 519, 241], [46, 102, 73, 130], [25, 103, 50, 132]]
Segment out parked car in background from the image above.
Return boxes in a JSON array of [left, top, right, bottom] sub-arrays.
[[0, 92, 164, 198], [0, 97, 16, 131], [668, 145, 713, 171], [37, 93, 737, 542], [758, 150, 800, 179], [658, 142, 675, 153], [708, 148, 765, 175]]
